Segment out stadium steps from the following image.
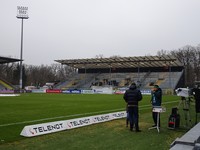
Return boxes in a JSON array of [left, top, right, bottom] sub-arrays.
[[59, 74, 89, 89], [64, 80, 78, 89], [119, 79, 125, 87], [72, 74, 92, 88], [155, 79, 166, 86], [139, 71, 151, 88], [0, 79, 14, 90], [54, 80, 68, 89], [0, 84, 4, 90]]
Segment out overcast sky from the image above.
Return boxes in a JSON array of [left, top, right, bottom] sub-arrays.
[[0, 0, 200, 65]]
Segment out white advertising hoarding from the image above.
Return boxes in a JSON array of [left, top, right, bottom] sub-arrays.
[[20, 120, 67, 137], [91, 86, 113, 94], [20, 111, 126, 137]]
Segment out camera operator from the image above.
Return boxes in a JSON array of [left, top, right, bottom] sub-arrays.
[[150, 85, 162, 127], [123, 83, 142, 132]]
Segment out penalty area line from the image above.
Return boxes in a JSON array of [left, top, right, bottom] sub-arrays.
[[0, 100, 179, 128]]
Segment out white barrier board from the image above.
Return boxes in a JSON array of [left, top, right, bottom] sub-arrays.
[[20, 120, 67, 137], [0, 94, 20, 97], [20, 111, 126, 137]]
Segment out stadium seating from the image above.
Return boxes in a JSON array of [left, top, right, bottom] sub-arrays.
[[54, 71, 183, 91], [0, 79, 14, 90], [0, 84, 5, 90]]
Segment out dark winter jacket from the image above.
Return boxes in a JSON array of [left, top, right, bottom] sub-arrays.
[[151, 88, 162, 106], [123, 85, 142, 106]]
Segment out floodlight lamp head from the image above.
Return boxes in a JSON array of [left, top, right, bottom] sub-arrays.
[[16, 6, 29, 19]]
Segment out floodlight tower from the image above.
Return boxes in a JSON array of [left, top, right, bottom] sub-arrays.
[[16, 6, 29, 92]]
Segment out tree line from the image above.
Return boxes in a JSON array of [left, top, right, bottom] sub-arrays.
[[0, 44, 200, 88], [157, 44, 200, 87], [0, 63, 75, 88]]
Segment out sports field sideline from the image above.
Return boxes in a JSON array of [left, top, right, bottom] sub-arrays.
[[0, 94, 196, 150]]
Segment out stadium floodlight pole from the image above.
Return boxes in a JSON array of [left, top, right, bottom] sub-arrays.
[[16, 6, 29, 93]]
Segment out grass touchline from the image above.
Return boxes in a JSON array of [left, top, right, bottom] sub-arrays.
[[0, 100, 179, 128]]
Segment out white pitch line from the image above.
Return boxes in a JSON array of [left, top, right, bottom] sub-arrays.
[[0, 100, 179, 128], [0, 108, 123, 127]]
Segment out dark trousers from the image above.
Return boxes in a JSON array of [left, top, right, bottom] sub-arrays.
[[152, 112, 160, 126], [126, 112, 129, 126], [128, 106, 139, 130]]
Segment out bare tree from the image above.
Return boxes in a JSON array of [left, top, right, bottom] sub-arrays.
[[192, 45, 200, 81], [24, 63, 75, 87], [95, 54, 104, 59], [157, 49, 169, 56], [157, 44, 200, 87], [170, 45, 197, 87], [109, 55, 121, 58]]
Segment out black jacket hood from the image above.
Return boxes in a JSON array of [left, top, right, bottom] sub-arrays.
[[129, 84, 136, 90]]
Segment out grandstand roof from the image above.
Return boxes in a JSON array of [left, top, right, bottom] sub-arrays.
[[0, 56, 21, 64], [55, 55, 183, 69]]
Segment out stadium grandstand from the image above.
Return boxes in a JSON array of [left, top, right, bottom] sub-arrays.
[[0, 56, 21, 64], [55, 55, 184, 94], [0, 56, 21, 91]]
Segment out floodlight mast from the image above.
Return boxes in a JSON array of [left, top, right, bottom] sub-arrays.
[[16, 6, 29, 93]]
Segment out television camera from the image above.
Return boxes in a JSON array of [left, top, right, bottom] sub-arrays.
[[175, 88, 192, 98], [174, 88, 193, 128], [175, 84, 200, 126]]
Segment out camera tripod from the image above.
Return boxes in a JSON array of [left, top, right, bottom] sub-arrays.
[[177, 97, 192, 128]]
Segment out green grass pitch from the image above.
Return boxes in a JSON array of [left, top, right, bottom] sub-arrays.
[[0, 93, 196, 150]]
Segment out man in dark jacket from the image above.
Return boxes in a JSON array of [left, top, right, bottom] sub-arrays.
[[123, 83, 142, 132], [151, 85, 162, 127]]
